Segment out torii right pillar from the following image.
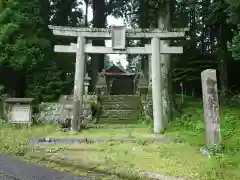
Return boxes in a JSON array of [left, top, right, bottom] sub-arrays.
[[150, 38, 184, 134], [151, 37, 164, 133]]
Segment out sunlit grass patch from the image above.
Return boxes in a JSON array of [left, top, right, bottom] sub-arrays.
[[48, 123, 165, 139], [1, 96, 240, 179], [0, 123, 57, 155], [29, 141, 212, 179]]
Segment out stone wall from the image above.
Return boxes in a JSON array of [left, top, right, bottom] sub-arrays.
[[36, 95, 95, 126], [36, 103, 71, 124]]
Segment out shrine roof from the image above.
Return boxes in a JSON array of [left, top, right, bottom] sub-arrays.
[[105, 65, 135, 76]]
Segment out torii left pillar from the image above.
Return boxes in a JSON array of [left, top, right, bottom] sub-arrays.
[[72, 36, 86, 132]]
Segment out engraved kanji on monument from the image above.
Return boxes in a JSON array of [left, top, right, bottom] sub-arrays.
[[111, 26, 126, 50], [201, 69, 221, 147]]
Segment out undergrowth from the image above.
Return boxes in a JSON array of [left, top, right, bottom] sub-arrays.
[[0, 123, 57, 156], [167, 96, 240, 179], [1, 95, 240, 179], [139, 94, 240, 179]]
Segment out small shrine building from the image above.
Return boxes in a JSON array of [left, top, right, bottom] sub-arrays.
[[105, 65, 135, 95]]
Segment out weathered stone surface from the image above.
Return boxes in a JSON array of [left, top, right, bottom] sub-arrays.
[[49, 25, 189, 33], [141, 94, 153, 120], [36, 103, 72, 125], [99, 95, 140, 122], [138, 72, 148, 89], [200, 147, 211, 158], [36, 102, 92, 128], [96, 71, 107, 89], [151, 37, 164, 133], [101, 110, 135, 118], [112, 25, 126, 50], [102, 103, 137, 110], [201, 69, 221, 147], [49, 25, 188, 39]]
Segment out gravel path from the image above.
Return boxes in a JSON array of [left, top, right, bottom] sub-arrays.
[[0, 156, 90, 180]]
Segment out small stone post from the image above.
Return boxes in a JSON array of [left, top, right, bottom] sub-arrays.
[[151, 37, 164, 133], [72, 36, 85, 132], [201, 69, 221, 147]]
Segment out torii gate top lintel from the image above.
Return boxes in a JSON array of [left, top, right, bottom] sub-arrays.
[[51, 25, 188, 54], [48, 25, 189, 39]]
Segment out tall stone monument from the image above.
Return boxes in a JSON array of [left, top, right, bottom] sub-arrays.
[[201, 69, 221, 147]]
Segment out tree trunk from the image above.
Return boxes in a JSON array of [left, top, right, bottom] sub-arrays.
[[84, 0, 89, 26], [91, 0, 106, 92], [158, 3, 173, 127], [218, 23, 228, 105], [139, 0, 149, 79]]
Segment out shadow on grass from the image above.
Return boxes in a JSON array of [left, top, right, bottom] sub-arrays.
[[85, 119, 143, 130], [98, 119, 141, 125], [27, 153, 142, 180]]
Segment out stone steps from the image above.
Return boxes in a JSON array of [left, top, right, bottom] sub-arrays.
[[102, 95, 139, 102], [102, 101, 139, 106], [55, 94, 141, 124], [100, 110, 137, 118], [102, 104, 137, 110], [99, 95, 140, 123], [99, 119, 138, 124]]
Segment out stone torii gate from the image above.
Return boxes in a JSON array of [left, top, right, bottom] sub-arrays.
[[48, 25, 188, 133]]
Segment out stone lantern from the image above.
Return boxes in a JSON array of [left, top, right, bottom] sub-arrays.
[[82, 73, 91, 126], [137, 72, 148, 96], [84, 73, 91, 97], [107, 78, 115, 100], [96, 70, 107, 95]]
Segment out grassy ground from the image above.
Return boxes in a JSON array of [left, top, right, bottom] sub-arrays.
[[1, 96, 240, 179], [0, 123, 57, 155]]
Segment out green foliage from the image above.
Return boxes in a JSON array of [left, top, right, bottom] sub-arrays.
[[231, 31, 240, 60], [221, 111, 240, 152], [0, 85, 6, 120], [227, 93, 240, 107], [50, 0, 83, 26], [226, 0, 240, 25], [0, 0, 65, 101], [25, 64, 64, 102], [85, 96, 102, 123], [167, 97, 240, 179]]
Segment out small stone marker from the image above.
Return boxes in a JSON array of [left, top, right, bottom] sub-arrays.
[[201, 69, 221, 147], [4, 98, 34, 126]]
